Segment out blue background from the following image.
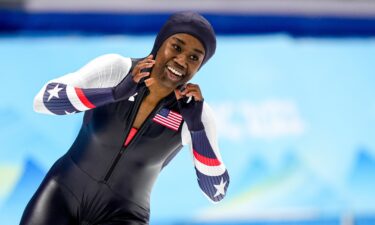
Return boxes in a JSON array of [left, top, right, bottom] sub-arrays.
[[1, 33, 375, 224]]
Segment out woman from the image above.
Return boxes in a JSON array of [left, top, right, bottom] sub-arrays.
[[21, 11, 229, 225]]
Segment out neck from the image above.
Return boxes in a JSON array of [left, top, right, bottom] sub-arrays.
[[147, 77, 174, 103]]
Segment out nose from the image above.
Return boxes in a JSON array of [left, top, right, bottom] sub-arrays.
[[173, 54, 187, 70]]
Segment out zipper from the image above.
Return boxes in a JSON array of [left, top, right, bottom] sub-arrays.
[[124, 102, 165, 150], [103, 87, 148, 182], [124, 95, 176, 150], [103, 88, 176, 182]]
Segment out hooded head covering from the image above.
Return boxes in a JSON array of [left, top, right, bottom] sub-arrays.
[[150, 11, 216, 67]]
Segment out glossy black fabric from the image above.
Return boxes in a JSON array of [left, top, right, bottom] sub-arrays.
[[21, 156, 150, 225], [21, 65, 185, 225]]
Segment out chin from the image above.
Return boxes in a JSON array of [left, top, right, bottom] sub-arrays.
[[159, 70, 184, 89], [160, 79, 180, 89]]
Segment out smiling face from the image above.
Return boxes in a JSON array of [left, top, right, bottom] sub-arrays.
[[151, 33, 205, 89]]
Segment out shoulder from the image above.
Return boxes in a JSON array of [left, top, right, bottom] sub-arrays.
[[92, 53, 132, 69]]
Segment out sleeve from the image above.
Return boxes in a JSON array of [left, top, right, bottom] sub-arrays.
[[33, 54, 133, 115], [181, 102, 230, 203]]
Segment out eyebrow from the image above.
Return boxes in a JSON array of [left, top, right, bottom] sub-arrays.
[[172, 37, 205, 55]]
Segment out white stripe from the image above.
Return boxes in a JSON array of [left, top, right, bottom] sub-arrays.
[[153, 116, 180, 130], [168, 112, 182, 118], [169, 111, 182, 118], [167, 115, 182, 123], [66, 86, 90, 111], [153, 118, 180, 129], [163, 114, 182, 124], [194, 158, 226, 177]]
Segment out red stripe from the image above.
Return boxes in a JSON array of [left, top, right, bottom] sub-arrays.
[[75, 88, 96, 109], [124, 127, 138, 146], [166, 116, 182, 123], [193, 150, 221, 166], [161, 111, 182, 121], [153, 117, 179, 131], [169, 111, 182, 118]]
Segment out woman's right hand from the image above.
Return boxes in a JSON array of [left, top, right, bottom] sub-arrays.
[[132, 55, 155, 87], [113, 55, 157, 100]]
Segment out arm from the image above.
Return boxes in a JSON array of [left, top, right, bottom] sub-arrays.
[[181, 101, 230, 203], [33, 54, 133, 115]]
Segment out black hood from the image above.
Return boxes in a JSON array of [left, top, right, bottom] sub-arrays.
[[150, 11, 216, 67]]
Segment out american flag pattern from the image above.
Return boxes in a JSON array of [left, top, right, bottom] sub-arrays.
[[41, 82, 114, 115], [191, 129, 229, 202], [152, 108, 183, 131]]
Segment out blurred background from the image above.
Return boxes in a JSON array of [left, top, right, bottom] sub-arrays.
[[1, 0, 375, 224]]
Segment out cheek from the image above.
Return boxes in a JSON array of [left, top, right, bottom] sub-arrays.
[[189, 64, 200, 75], [184, 71, 196, 83]]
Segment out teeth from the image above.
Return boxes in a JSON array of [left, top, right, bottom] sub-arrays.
[[167, 66, 183, 76]]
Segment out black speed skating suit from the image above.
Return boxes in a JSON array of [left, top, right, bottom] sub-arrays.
[[21, 54, 229, 225]]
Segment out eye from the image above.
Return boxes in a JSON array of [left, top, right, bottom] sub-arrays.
[[172, 44, 181, 52], [190, 55, 199, 61]]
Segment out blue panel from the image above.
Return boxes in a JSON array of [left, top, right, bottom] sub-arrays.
[[1, 9, 375, 36]]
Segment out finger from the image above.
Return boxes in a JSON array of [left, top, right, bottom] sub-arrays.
[[174, 89, 183, 100], [184, 83, 200, 90], [134, 58, 155, 71], [133, 61, 154, 79], [181, 84, 201, 95], [140, 55, 155, 64], [186, 83, 199, 88], [133, 72, 150, 83], [184, 90, 203, 101], [136, 61, 155, 71], [144, 77, 155, 87]]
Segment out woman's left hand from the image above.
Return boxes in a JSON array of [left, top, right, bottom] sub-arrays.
[[174, 83, 203, 101], [174, 83, 205, 131]]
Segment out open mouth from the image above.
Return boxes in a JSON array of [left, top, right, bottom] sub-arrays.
[[166, 65, 185, 81]]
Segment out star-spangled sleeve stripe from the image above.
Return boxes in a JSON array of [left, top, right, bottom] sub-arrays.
[[43, 83, 80, 115], [76, 87, 114, 108], [193, 150, 221, 166], [196, 169, 229, 202], [34, 54, 133, 115], [194, 157, 226, 176], [66, 86, 91, 112], [191, 130, 226, 175], [180, 102, 230, 203], [75, 88, 96, 109], [42, 82, 114, 115], [191, 130, 218, 158], [192, 133, 228, 201]]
